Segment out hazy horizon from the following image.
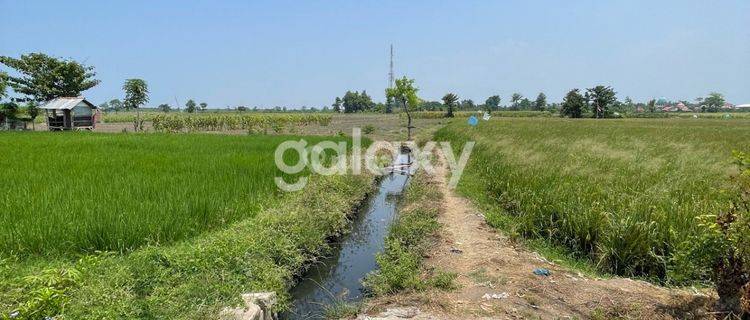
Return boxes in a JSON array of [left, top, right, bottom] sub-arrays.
[[1, 0, 748, 108]]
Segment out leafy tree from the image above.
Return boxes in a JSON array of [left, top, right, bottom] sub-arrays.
[[460, 99, 475, 110], [442, 93, 459, 118], [109, 99, 123, 113], [158, 103, 171, 113], [703, 92, 725, 113], [385, 96, 393, 114], [0, 53, 99, 102], [341, 90, 374, 113], [647, 99, 656, 113], [623, 96, 634, 112], [518, 98, 532, 110], [185, 100, 197, 113], [98, 101, 110, 112], [122, 79, 149, 131], [560, 89, 586, 118], [534, 92, 547, 111], [26, 101, 39, 130], [386, 77, 419, 140], [485, 95, 501, 113], [0, 102, 19, 123], [332, 97, 342, 113], [585, 85, 616, 118], [199, 102, 207, 112], [510, 93, 523, 110]]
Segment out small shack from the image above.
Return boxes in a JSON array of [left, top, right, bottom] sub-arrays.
[[40, 97, 98, 131]]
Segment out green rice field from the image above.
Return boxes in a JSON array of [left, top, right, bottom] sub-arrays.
[[0, 132, 335, 256], [435, 118, 750, 281]]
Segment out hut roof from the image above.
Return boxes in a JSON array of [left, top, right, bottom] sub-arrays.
[[39, 97, 97, 110]]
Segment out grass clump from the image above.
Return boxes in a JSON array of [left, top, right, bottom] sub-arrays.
[[434, 117, 750, 283], [364, 171, 448, 295]]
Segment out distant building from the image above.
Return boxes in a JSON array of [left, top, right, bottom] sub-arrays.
[[721, 102, 735, 110], [675, 102, 690, 112], [736, 104, 750, 110], [40, 97, 98, 131]]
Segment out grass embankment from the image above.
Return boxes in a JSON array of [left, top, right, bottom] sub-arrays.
[[364, 171, 454, 295], [0, 132, 374, 319], [435, 118, 750, 283]]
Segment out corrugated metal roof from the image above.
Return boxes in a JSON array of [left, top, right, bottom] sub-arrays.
[[39, 97, 96, 110]]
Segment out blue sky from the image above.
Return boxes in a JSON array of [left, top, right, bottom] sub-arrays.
[[1, 0, 748, 108]]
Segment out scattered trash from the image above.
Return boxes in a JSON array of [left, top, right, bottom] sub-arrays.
[[9, 311, 19, 319], [468, 115, 478, 127], [482, 112, 491, 121], [533, 268, 551, 276], [482, 292, 509, 300], [450, 247, 463, 254]]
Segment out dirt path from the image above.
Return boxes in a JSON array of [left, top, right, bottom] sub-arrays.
[[361, 152, 714, 320]]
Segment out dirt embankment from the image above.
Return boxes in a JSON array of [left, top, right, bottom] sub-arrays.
[[359, 152, 714, 320]]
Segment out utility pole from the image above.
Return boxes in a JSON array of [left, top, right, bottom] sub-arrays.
[[388, 44, 394, 89]]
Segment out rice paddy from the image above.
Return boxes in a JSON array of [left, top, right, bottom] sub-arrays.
[[435, 117, 750, 281], [0, 132, 337, 256]]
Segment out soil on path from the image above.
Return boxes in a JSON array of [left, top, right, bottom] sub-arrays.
[[360, 151, 714, 320]]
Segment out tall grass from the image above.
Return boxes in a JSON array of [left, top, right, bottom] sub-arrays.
[[435, 118, 750, 282], [0, 132, 339, 256]]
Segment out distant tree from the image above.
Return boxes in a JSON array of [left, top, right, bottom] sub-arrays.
[[442, 93, 459, 118], [332, 97, 342, 113], [510, 93, 523, 110], [98, 101, 110, 112], [585, 85, 616, 118], [703, 92, 725, 113], [26, 101, 39, 130], [185, 99, 197, 113], [109, 99, 123, 113], [623, 96, 634, 112], [485, 95, 501, 113], [647, 99, 656, 113], [385, 96, 394, 114], [123, 79, 149, 131], [560, 89, 586, 118], [534, 92, 547, 111], [341, 90, 374, 113], [0, 53, 100, 102], [0, 102, 19, 124], [460, 99, 475, 110], [158, 103, 171, 113], [386, 77, 419, 140], [237, 106, 248, 112], [199, 102, 207, 112], [519, 98, 532, 110]]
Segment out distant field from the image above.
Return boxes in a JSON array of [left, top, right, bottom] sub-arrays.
[[0, 132, 335, 255], [436, 118, 750, 281]]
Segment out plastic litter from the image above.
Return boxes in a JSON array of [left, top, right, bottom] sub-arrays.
[[482, 292, 509, 300], [532, 268, 551, 276]]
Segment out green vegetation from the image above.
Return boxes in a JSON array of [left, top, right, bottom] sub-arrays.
[[151, 113, 332, 132], [365, 171, 454, 295], [0, 53, 99, 102], [0, 132, 340, 255], [435, 118, 750, 282], [1, 172, 373, 319]]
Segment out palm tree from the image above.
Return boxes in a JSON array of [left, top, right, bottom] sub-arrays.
[[442, 93, 459, 118]]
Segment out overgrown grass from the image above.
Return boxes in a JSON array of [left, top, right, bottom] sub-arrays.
[[0, 172, 374, 319], [0, 132, 342, 255], [435, 118, 750, 283], [364, 171, 454, 295]]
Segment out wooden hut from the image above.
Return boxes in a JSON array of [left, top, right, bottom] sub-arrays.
[[40, 97, 98, 131]]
